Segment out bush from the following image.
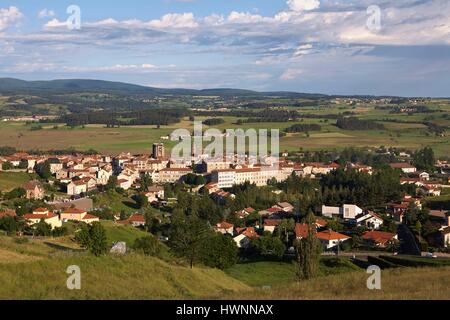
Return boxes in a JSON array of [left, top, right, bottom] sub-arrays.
[[133, 236, 162, 256], [75, 222, 109, 256], [200, 233, 238, 270], [14, 237, 29, 244], [250, 235, 286, 259]]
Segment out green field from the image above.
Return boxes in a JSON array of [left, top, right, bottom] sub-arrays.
[[0, 102, 449, 156], [0, 172, 37, 192]]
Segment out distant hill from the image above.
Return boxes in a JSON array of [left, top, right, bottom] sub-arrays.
[[0, 78, 326, 98]]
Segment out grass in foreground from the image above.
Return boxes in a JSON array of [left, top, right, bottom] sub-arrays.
[[225, 266, 450, 300]]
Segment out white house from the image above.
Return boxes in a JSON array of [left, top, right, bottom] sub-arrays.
[[60, 208, 99, 224], [390, 163, 417, 173], [23, 208, 62, 230], [322, 204, 363, 220], [144, 185, 165, 203], [316, 230, 351, 250], [233, 234, 250, 249], [355, 211, 384, 230], [215, 222, 234, 236], [67, 180, 87, 196]]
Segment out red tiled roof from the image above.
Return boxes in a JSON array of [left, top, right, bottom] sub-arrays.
[[390, 163, 416, 169], [264, 219, 281, 227], [129, 214, 145, 223], [82, 214, 99, 220], [63, 208, 86, 214], [295, 223, 310, 239], [217, 221, 234, 229], [362, 231, 396, 245], [24, 213, 58, 220], [316, 230, 351, 241]]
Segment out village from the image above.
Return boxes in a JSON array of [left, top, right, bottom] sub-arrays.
[[1, 142, 449, 256]]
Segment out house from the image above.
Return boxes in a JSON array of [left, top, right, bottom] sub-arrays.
[[362, 231, 398, 247], [390, 163, 417, 173], [128, 214, 146, 227], [321, 204, 363, 220], [295, 223, 309, 239], [60, 208, 99, 224], [264, 219, 281, 234], [236, 227, 258, 238], [118, 179, 132, 190], [67, 180, 87, 196], [211, 190, 235, 205], [23, 210, 62, 229], [415, 171, 430, 181], [355, 211, 384, 230], [419, 185, 441, 197], [24, 180, 45, 200], [96, 167, 112, 185], [277, 202, 294, 213], [215, 221, 234, 235], [233, 234, 251, 249], [442, 227, 450, 248], [48, 158, 63, 174], [316, 230, 351, 250], [144, 185, 165, 203], [236, 207, 255, 219]]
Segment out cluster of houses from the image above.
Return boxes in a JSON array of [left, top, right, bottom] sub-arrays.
[[1, 144, 449, 250], [0, 207, 99, 230]]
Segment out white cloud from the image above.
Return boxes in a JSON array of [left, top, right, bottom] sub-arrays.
[[38, 9, 56, 19], [148, 13, 198, 28], [287, 0, 320, 12], [0, 6, 23, 31], [280, 68, 303, 80]]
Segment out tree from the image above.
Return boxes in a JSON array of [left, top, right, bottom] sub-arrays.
[[36, 161, 52, 180], [88, 222, 109, 256], [413, 147, 435, 172], [251, 235, 286, 259], [134, 194, 149, 209], [133, 235, 162, 256], [2, 161, 13, 170], [75, 222, 109, 256], [277, 219, 295, 244], [200, 233, 238, 269], [295, 210, 322, 281], [169, 214, 210, 268], [140, 173, 153, 191], [0, 216, 18, 235], [34, 219, 52, 237], [5, 188, 26, 200], [105, 176, 118, 191]]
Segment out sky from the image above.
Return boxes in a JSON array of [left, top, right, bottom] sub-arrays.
[[0, 0, 449, 96]]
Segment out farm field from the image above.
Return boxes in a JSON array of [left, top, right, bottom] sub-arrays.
[[0, 111, 448, 156]]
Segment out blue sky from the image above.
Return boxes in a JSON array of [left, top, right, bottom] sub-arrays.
[[0, 0, 449, 96]]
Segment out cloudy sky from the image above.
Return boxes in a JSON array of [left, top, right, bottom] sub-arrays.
[[0, 0, 449, 96]]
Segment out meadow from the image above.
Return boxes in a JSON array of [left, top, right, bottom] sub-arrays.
[[0, 172, 37, 191], [1, 232, 450, 300]]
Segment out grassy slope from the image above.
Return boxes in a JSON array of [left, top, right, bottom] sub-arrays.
[[0, 172, 36, 192], [225, 257, 360, 287], [0, 235, 248, 300], [226, 266, 450, 300], [1, 235, 450, 300]]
